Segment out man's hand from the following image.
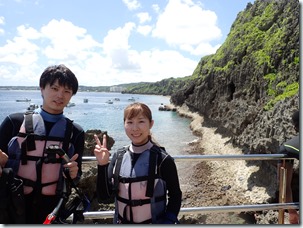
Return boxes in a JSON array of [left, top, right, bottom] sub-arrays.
[[0, 150, 8, 176], [63, 153, 79, 179]]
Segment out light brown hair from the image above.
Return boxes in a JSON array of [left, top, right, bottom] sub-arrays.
[[124, 102, 152, 123]]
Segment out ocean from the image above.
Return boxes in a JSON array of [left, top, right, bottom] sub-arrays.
[[0, 90, 197, 154]]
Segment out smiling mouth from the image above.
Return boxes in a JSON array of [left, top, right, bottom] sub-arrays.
[[54, 100, 64, 105]]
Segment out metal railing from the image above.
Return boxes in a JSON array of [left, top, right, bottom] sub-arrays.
[[83, 153, 294, 162], [71, 202, 299, 220], [77, 154, 299, 224]]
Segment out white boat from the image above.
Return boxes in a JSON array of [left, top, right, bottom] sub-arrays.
[[66, 102, 76, 107], [16, 98, 31, 102], [27, 103, 39, 111], [83, 98, 88, 103], [128, 97, 135, 102], [114, 98, 120, 101], [105, 100, 113, 104]]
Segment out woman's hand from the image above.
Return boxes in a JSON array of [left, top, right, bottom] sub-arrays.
[[94, 134, 110, 166]]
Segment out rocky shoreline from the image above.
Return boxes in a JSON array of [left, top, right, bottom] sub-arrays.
[[175, 104, 299, 224], [78, 103, 298, 224]]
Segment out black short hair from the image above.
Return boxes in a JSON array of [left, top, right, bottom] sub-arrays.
[[39, 64, 78, 95]]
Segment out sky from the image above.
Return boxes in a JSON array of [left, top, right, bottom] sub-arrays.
[[0, 0, 285, 87]]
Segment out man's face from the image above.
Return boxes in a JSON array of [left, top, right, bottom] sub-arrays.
[[40, 79, 73, 114]]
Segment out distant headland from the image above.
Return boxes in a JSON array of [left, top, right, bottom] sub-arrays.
[[0, 85, 123, 93]]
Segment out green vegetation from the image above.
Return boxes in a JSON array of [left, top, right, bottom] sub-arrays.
[[122, 76, 194, 96], [264, 81, 299, 111]]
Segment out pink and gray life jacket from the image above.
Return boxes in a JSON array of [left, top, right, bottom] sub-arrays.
[[112, 145, 167, 224], [6, 112, 74, 196]]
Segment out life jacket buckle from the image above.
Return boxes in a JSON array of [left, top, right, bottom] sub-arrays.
[[45, 145, 61, 163]]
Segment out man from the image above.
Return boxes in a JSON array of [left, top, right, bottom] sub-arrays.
[[0, 64, 85, 224], [278, 110, 299, 224]]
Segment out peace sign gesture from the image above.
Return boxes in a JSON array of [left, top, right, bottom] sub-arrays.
[[94, 134, 110, 165]]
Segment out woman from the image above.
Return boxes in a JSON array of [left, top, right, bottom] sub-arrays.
[[94, 102, 182, 224]]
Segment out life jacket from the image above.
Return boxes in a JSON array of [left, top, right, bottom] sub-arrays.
[[6, 112, 74, 196], [113, 145, 167, 224]]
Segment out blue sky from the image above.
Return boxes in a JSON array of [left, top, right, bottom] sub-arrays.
[[0, 0, 284, 87]]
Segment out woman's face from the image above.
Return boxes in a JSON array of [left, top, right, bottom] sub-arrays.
[[124, 113, 154, 146], [40, 79, 73, 114]]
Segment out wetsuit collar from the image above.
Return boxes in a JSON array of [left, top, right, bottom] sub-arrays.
[[36, 107, 64, 122], [130, 140, 154, 154]]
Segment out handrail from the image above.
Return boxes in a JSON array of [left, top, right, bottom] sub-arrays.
[[79, 154, 297, 224], [82, 153, 291, 162], [69, 202, 299, 220]]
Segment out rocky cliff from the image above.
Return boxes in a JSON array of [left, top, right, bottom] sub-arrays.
[[171, 0, 299, 157], [170, 0, 299, 205]]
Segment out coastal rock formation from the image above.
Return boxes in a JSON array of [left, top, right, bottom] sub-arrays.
[[171, 0, 299, 154], [83, 129, 115, 156], [169, 0, 299, 223]]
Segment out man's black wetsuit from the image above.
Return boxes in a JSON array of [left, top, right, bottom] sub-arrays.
[[0, 111, 84, 224]]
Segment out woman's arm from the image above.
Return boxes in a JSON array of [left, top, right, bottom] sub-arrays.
[[160, 155, 182, 222], [96, 152, 117, 203]]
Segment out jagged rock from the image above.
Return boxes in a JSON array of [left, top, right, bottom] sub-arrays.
[[83, 129, 115, 156], [170, 0, 299, 224]]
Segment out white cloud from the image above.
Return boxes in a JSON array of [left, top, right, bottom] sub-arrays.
[[137, 25, 152, 36], [152, 4, 160, 14], [40, 19, 101, 61], [0, 16, 5, 36], [0, 35, 40, 85], [0, 19, 105, 86], [152, 0, 222, 56], [0, 16, 4, 25], [0, 35, 39, 65], [139, 49, 197, 80], [122, 0, 141, 11], [102, 22, 135, 56], [17, 25, 41, 39], [136, 12, 152, 24], [0, 1, 206, 86], [0, 15, 198, 86]]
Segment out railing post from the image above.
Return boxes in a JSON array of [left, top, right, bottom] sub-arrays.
[[278, 160, 287, 224]]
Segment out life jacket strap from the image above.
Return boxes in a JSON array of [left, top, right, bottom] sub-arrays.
[[118, 175, 153, 183], [17, 176, 58, 189], [113, 147, 128, 192], [62, 118, 73, 154], [146, 146, 157, 197], [116, 194, 166, 207], [118, 214, 152, 224], [18, 132, 65, 142], [9, 154, 62, 164], [20, 113, 36, 165]]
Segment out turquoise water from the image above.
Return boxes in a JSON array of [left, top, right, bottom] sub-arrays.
[[0, 90, 197, 154]]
